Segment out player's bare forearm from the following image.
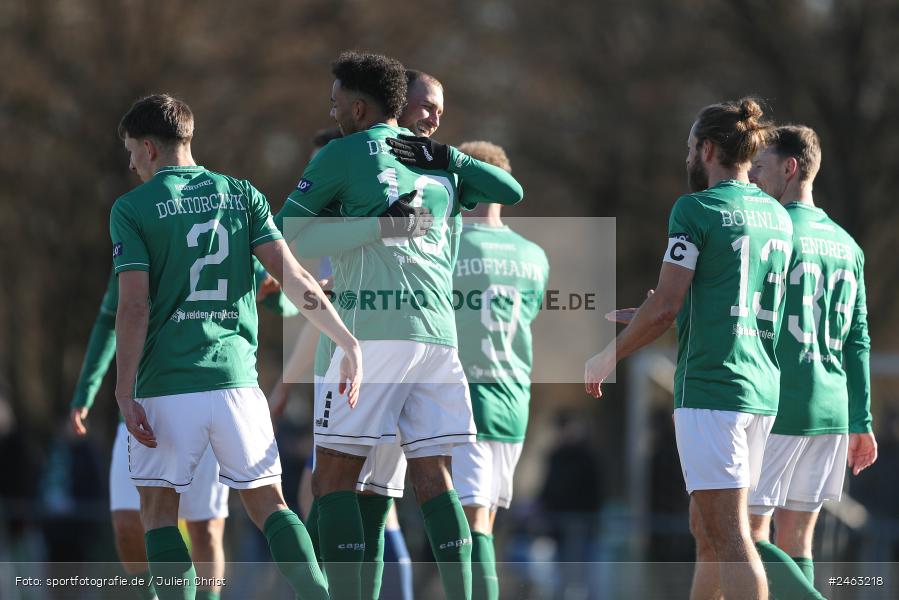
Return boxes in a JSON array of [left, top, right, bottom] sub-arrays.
[[612, 264, 690, 362], [114, 298, 148, 402], [611, 293, 679, 362], [114, 270, 150, 403]]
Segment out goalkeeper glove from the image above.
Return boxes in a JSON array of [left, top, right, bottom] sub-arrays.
[[386, 135, 451, 170], [378, 190, 434, 238]]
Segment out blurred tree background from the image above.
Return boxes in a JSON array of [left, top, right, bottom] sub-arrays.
[[1, 0, 899, 579]]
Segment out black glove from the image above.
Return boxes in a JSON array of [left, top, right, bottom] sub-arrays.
[[378, 190, 434, 238], [386, 135, 451, 170]]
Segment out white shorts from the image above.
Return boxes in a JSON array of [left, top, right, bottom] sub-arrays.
[[356, 442, 408, 498], [749, 433, 848, 514], [110, 423, 229, 520], [452, 440, 524, 510], [129, 387, 281, 491], [315, 341, 475, 455], [674, 408, 775, 493]]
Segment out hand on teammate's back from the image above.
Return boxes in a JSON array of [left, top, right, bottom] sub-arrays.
[[117, 397, 157, 448], [379, 190, 433, 238], [338, 342, 363, 408], [848, 432, 878, 476], [386, 135, 451, 170]]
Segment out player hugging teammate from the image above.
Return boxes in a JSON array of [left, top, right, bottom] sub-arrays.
[[588, 102, 876, 600]]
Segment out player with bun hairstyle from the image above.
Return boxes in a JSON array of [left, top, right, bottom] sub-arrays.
[[586, 98, 797, 600]]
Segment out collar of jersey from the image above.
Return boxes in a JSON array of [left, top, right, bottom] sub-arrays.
[[465, 222, 510, 231], [715, 179, 755, 188], [785, 201, 823, 212], [155, 165, 205, 175]]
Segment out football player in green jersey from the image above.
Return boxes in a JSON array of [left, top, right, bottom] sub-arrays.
[[747, 125, 876, 598], [585, 98, 794, 600], [451, 141, 548, 600], [111, 94, 361, 600], [70, 260, 295, 600], [276, 69, 446, 600], [275, 53, 523, 600]]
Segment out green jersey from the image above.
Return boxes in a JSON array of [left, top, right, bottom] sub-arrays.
[[666, 180, 793, 415], [772, 202, 871, 435], [71, 259, 293, 412], [454, 224, 549, 442], [110, 166, 282, 398], [275, 124, 462, 347]]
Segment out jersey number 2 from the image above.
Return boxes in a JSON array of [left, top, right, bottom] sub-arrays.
[[186, 218, 229, 301]]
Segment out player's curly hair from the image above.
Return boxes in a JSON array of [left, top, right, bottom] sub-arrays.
[[118, 94, 193, 144], [767, 125, 822, 184], [693, 97, 771, 167], [332, 52, 407, 119], [458, 141, 512, 173]]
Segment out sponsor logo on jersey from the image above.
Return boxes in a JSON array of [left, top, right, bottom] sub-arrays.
[[170, 308, 239, 323], [112, 242, 123, 258], [174, 179, 213, 192], [297, 178, 314, 193], [455, 153, 465, 168]]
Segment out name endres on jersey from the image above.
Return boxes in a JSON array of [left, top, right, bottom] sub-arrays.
[[798, 236, 853, 261], [719, 209, 792, 234], [156, 193, 246, 220], [455, 257, 545, 282]]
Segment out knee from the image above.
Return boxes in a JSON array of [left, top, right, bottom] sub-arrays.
[[749, 515, 771, 544], [186, 519, 224, 548], [112, 511, 145, 541], [773, 529, 812, 557], [690, 514, 716, 561]]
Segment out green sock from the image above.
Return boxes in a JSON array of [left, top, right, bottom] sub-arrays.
[[131, 569, 156, 600], [195, 591, 220, 600], [421, 490, 473, 600], [471, 532, 498, 600], [305, 498, 322, 561], [318, 491, 364, 600], [792, 556, 815, 586], [755, 541, 825, 600], [358, 495, 392, 600], [263, 509, 329, 600], [144, 526, 197, 600]]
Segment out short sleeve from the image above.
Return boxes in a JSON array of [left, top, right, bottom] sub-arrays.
[[275, 143, 347, 237], [663, 195, 708, 270], [110, 200, 150, 273], [246, 183, 283, 248]]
